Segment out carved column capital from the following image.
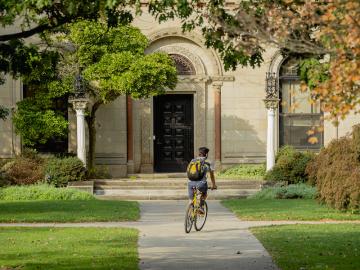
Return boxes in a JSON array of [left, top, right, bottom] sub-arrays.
[[263, 98, 280, 110], [212, 82, 223, 93], [70, 99, 88, 111]]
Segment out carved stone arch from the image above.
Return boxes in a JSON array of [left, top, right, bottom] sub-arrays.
[[152, 45, 206, 76], [268, 50, 286, 75], [147, 27, 223, 76]]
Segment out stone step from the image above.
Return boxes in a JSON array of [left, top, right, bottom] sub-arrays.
[[95, 189, 258, 200], [93, 178, 263, 200], [95, 184, 260, 190], [127, 173, 187, 179], [94, 179, 264, 186]]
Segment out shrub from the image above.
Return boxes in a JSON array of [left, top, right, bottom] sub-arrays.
[[1, 150, 45, 185], [265, 146, 315, 184], [251, 183, 317, 199], [306, 125, 360, 211], [45, 157, 85, 187], [216, 164, 266, 179], [0, 184, 95, 201]]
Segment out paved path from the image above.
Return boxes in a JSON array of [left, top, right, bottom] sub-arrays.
[[137, 201, 278, 270]]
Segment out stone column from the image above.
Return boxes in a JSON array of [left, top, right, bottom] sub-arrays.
[[71, 99, 88, 167], [213, 82, 222, 169], [264, 72, 279, 171], [140, 98, 153, 173], [266, 107, 276, 171], [126, 96, 134, 173]]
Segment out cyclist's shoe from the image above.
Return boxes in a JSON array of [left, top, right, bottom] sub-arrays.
[[198, 207, 205, 215]]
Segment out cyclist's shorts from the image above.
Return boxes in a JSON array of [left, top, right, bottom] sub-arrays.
[[188, 180, 208, 199]]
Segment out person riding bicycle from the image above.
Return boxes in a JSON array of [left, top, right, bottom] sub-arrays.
[[187, 147, 217, 213]]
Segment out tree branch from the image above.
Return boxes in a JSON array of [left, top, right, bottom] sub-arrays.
[[0, 19, 70, 41]]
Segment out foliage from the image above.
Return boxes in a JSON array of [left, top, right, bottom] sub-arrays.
[[13, 101, 69, 146], [216, 164, 265, 180], [147, 0, 360, 121], [264, 146, 315, 184], [0, 227, 138, 270], [0, 0, 140, 40], [1, 150, 45, 185], [252, 224, 360, 270], [0, 184, 94, 201], [251, 184, 317, 200], [306, 125, 360, 211], [44, 157, 85, 187], [0, 200, 140, 222], [222, 199, 359, 221], [11, 49, 71, 147], [66, 21, 177, 101], [0, 105, 9, 120]]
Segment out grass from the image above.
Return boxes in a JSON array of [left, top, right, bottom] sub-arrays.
[[0, 184, 95, 201], [216, 164, 265, 180], [0, 200, 140, 223], [252, 224, 360, 270], [0, 227, 138, 270], [222, 199, 360, 221]]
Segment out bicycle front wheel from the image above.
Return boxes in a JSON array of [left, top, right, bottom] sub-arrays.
[[184, 203, 194, 233], [194, 201, 208, 231]]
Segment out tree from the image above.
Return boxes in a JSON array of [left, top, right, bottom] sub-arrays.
[[0, 0, 144, 81], [0, 0, 141, 41], [0, 105, 9, 120], [146, 0, 360, 122], [12, 50, 71, 147], [58, 20, 177, 169]]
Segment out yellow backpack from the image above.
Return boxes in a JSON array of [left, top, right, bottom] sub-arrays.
[[187, 158, 206, 181]]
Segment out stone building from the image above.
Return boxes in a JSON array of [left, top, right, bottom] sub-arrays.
[[1, 10, 359, 177]]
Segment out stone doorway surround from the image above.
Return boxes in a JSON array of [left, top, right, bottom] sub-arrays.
[[130, 28, 234, 173]]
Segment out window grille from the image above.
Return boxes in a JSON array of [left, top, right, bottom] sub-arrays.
[[279, 58, 324, 150], [169, 54, 196, 75]]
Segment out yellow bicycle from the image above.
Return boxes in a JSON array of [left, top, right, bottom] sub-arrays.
[[184, 186, 208, 233]]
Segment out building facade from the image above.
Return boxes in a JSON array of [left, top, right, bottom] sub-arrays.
[[1, 11, 359, 177]]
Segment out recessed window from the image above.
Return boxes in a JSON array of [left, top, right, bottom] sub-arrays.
[[279, 57, 323, 150]]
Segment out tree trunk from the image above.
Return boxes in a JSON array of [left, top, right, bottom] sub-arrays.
[[86, 101, 102, 171]]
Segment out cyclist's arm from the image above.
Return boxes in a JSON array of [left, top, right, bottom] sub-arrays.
[[210, 171, 217, 189]]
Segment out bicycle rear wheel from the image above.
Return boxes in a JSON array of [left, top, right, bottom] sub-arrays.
[[194, 201, 208, 231], [184, 203, 194, 233]]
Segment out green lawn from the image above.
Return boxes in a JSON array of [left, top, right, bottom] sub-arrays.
[[222, 199, 360, 221], [252, 224, 360, 270], [216, 164, 265, 180], [0, 200, 140, 223], [0, 227, 138, 270]]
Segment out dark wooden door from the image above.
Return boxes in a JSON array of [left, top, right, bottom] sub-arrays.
[[154, 94, 194, 172]]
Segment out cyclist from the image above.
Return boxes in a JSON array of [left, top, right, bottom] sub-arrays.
[[187, 147, 217, 213]]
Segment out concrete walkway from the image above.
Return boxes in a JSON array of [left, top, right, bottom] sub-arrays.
[[137, 201, 278, 270]]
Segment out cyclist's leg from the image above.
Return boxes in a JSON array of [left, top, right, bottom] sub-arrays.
[[197, 181, 208, 207], [188, 181, 196, 204]]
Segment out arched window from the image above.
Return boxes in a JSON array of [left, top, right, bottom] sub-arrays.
[[279, 57, 323, 150], [169, 54, 196, 75]]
